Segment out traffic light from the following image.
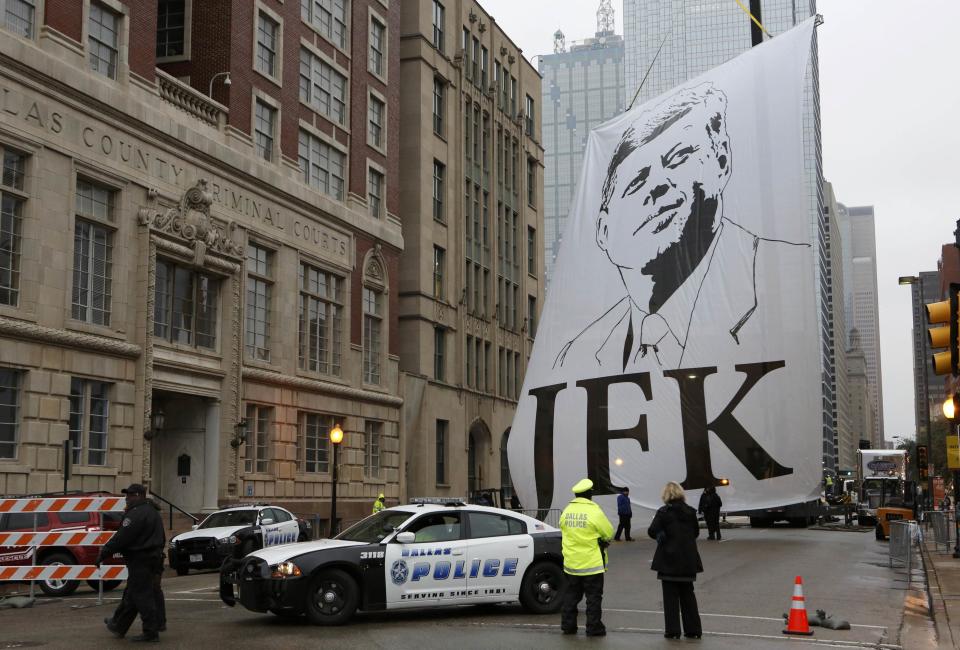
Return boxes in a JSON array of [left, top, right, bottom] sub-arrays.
[[918, 445, 929, 481], [927, 283, 960, 375]]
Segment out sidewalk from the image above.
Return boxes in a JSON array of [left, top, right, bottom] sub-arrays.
[[920, 533, 960, 648]]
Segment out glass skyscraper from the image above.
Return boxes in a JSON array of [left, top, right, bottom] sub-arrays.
[[539, 30, 625, 286], [622, 1, 835, 466]]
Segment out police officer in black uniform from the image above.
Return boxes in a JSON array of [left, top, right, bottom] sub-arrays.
[[100, 484, 166, 642]]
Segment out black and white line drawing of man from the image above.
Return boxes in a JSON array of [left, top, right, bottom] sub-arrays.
[[554, 83, 809, 372]]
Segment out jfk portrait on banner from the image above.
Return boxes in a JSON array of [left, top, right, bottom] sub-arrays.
[[508, 18, 824, 516], [554, 83, 809, 372]]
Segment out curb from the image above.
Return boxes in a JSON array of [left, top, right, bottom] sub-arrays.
[[917, 539, 957, 648]]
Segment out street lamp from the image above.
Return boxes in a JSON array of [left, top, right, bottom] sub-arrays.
[[329, 423, 344, 537], [942, 395, 960, 558], [208, 71, 231, 98]]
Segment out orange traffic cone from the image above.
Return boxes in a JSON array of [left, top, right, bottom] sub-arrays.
[[783, 575, 814, 636]]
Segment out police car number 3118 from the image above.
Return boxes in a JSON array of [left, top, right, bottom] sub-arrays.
[[220, 502, 566, 626]]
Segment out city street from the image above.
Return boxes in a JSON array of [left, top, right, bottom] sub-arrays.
[[1, 525, 919, 649]]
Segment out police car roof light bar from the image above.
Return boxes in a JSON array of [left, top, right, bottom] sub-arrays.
[[409, 497, 466, 507]]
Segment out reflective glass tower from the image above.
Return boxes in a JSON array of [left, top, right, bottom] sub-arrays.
[[622, 1, 834, 466], [539, 22, 625, 286]]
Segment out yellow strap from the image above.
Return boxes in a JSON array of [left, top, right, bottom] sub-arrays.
[[733, 0, 772, 38]]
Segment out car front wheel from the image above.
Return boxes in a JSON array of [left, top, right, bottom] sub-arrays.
[[519, 560, 565, 614], [304, 568, 359, 626]]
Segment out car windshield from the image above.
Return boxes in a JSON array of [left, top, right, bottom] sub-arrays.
[[199, 510, 257, 529], [335, 511, 414, 543]]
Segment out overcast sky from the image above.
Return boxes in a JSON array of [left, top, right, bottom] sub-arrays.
[[482, 0, 960, 444]]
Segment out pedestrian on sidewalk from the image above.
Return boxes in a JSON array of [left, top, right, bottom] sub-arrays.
[[559, 478, 614, 637], [614, 486, 633, 541], [649, 481, 703, 640], [698, 486, 723, 540]]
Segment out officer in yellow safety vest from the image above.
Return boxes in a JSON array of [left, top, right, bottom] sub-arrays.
[[372, 493, 385, 515], [559, 478, 614, 637]]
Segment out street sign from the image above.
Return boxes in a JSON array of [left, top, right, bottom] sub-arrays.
[[948, 437, 960, 470]]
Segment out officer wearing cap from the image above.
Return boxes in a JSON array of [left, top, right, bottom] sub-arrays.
[[559, 478, 614, 637], [372, 493, 386, 514], [101, 484, 165, 642]]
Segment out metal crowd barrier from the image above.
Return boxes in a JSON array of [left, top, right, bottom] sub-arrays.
[[924, 510, 952, 552], [511, 508, 562, 528], [0, 496, 128, 604], [888, 520, 919, 584]]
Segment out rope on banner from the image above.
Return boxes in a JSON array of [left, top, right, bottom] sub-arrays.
[[733, 0, 772, 39]]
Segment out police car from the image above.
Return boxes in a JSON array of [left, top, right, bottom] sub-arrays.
[[220, 500, 564, 625], [170, 504, 306, 575]]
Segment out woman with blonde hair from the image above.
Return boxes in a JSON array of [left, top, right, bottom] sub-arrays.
[[648, 481, 703, 639]]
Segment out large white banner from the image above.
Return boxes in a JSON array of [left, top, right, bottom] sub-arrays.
[[509, 19, 820, 516]]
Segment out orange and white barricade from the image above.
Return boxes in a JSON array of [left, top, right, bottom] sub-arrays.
[[0, 496, 127, 602]]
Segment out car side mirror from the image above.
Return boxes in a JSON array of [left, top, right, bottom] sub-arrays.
[[191, 524, 198, 530], [260, 518, 274, 525], [395, 531, 415, 544]]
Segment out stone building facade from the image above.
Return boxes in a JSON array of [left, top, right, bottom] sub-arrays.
[[0, 0, 402, 530], [397, 0, 544, 503]]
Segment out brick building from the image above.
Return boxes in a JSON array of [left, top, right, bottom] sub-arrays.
[[0, 0, 401, 530], [397, 0, 544, 503]]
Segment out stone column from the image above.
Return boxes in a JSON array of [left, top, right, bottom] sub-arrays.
[[202, 399, 221, 512]]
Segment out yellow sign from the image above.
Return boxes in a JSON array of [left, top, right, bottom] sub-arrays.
[[948, 436, 960, 470]]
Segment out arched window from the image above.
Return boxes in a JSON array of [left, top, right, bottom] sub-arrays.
[[468, 432, 477, 493], [362, 248, 388, 385], [500, 428, 513, 502]]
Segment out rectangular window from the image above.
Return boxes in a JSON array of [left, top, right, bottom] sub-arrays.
[[0, 368, 20, 459], [0, 147, 27, 306], [484, 341, 491, 391], [299, 411, 332, 473], [298, 129, 346, 200], [254, 100, 276, 162], [364, 420, 382, 479], [363, 287, 382, 384], [369, 16, 385, 76], [302, 0, 347, 49], [68, 378, 110, 466], [71, 219, 113, 327], [525, 94, 535, 136], [527, 226, 536, 276], [498, 346, 506, 397], [432, 0, 444, 53], [298, 261, 343, 375], [156, 0, 184, 57], [471, 37, 479, 85], [434, 327, 445, 381], [481, 46, 488, 88], [245, 404, 272, 474], [527, 295, 537, 337], [3, 0, 35, 38], [432, 78, 444, 136], [494, 61, 501, 107], [433, 245, 445, 298], [368, 95, 384, 149], [510, 76, 517, 117], [465, 334, 474, 388], [367, 168, 383, 219], [299, 48, 347, 125], [245, 243, 273, 361], [154, 260, 220, 349], [462, 28, 469, 77], [88, 3, 119, 79], [432, 160, 445, 222], [527, 159, 536, 206], [435, 419, 447, 484]]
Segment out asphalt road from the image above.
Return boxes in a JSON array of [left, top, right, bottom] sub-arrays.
[[0, 524, 916, 649]]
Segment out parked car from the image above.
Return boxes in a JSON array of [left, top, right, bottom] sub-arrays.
[[0, 492, 125, 597], [169, 504, 309, 575]]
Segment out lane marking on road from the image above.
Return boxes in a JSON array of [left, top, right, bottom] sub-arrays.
[[170, 586, 220, 594], [604, 608, 887, 630], [68, 597, 222, 603], [467, 622, 900, 649]]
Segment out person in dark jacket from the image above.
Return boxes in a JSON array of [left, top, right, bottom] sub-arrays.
[[649, 481, 703, 640], [614, 486, 633, 541], [99, 484, 166, 643], [697, 486, 723, 540]]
